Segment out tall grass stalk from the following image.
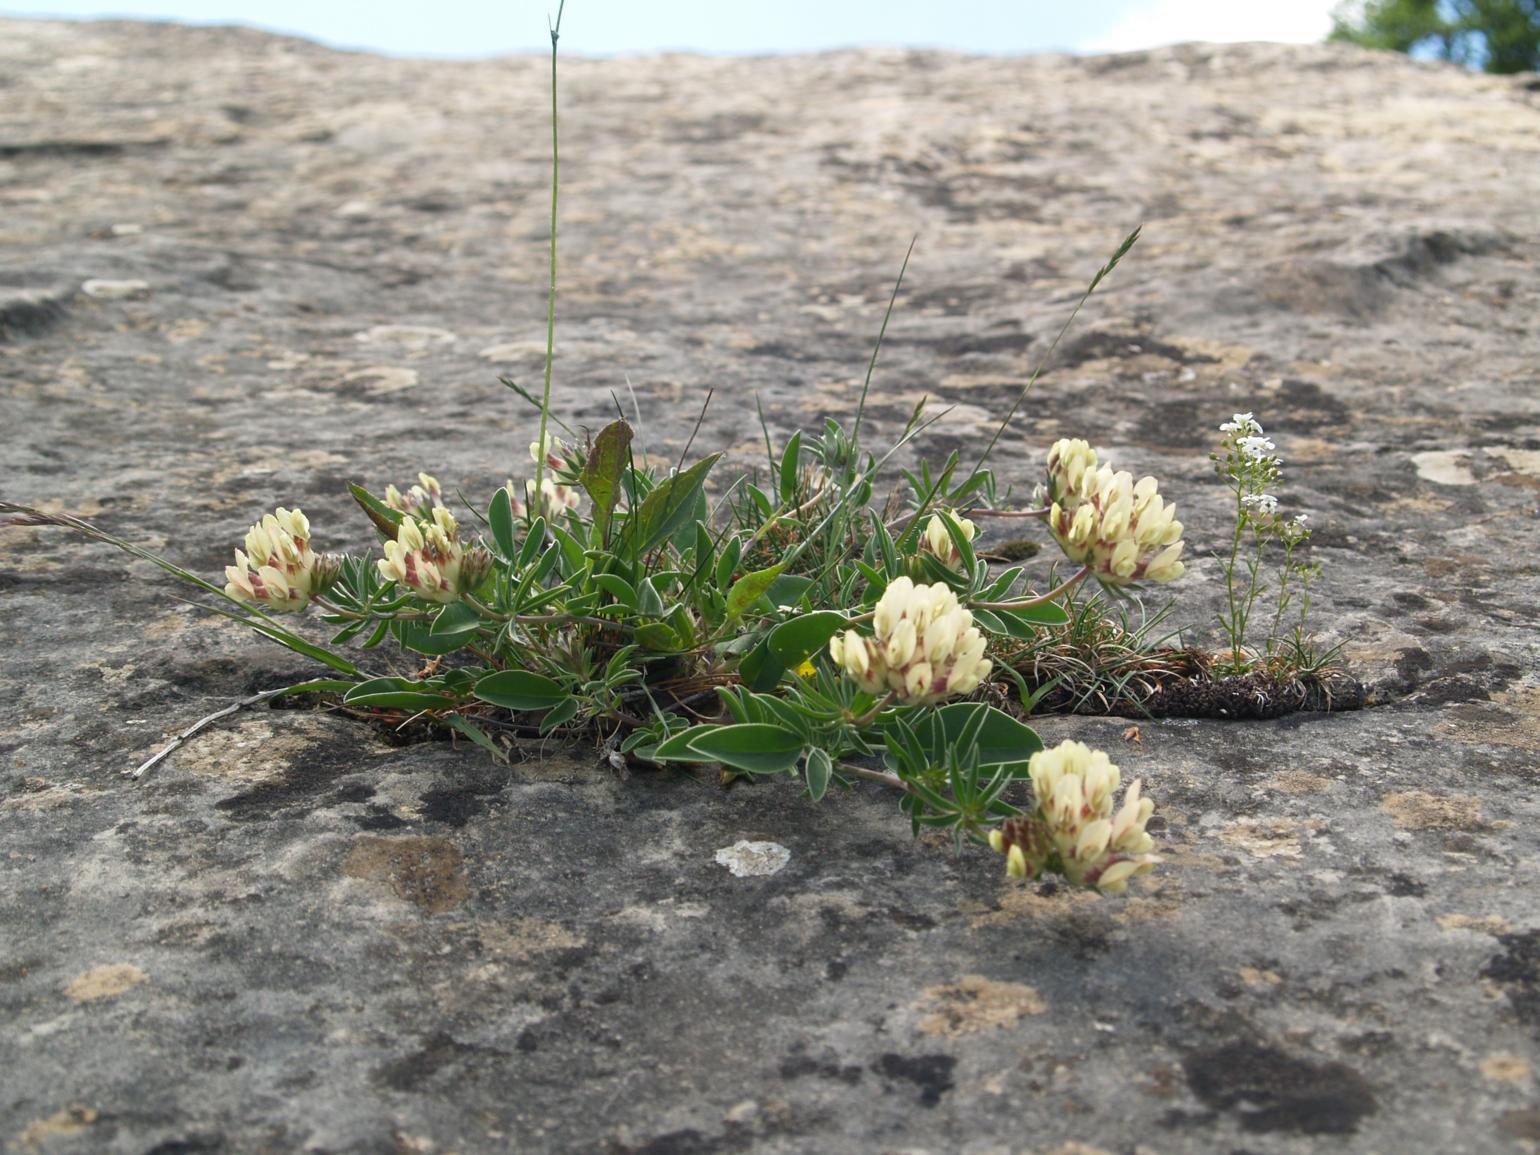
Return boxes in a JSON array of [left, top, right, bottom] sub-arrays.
[[534, 1, 567, 506]]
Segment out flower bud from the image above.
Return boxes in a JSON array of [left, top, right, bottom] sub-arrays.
[[384, 472, 444, 518], [920, 511, 976, 568]]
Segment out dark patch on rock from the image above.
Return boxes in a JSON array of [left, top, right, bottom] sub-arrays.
[[418, 785, 491, 827], [1181, 1040, 1377, 1134], [780, 1046, 864, 1084], [1384, 873, 1426, 897], [0, 136, 164, 158], [353, 806, 409, 831], [872, 1053, 956, 1107], [609, 1129, 741, 1155], [373, 1030, 510, 1093], [1058, 329, 1215, 370], [1500, 1110, 1540, 1141], [328, 781, 374, 804], [141, 1138, 228, 1155], [0, 284, 71, 340], [1480, 930, 1540, 1026], [213, 745, 361, 821]]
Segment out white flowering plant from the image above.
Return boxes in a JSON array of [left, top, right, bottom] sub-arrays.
[[0, 7, 1180, 891], [1211, 413, 1322, 673]]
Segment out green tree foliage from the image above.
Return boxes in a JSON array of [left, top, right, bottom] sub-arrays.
[[1330, 0, 1540, 73]]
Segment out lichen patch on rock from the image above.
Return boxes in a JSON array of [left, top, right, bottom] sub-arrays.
[[916, 974, 1046, 1037], [342, 835, 470, 913], [63, 963, 146, 1002], [1383, 790, 1486, 832]]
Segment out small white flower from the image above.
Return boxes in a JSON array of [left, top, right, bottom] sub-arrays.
[[1241, 493, 1278, 515], [1237, 435, 1276, 460], [1294, 513, 1309, 525], [1219, 412, 1261, 435]]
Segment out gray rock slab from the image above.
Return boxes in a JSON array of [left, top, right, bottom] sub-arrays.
[[2, 16, 1538, 1154]]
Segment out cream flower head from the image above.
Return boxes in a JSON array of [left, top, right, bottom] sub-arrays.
[[224, 507, 338, 613], [828, 577, 991, 706], [988, 739, 1158, 893], [1043, 440, 1185, 586], [377, 507, 491, 604]]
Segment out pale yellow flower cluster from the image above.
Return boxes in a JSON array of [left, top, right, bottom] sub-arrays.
[[384, 472, 443, 517], [921, 511, 976, 569], [828, 577, 991, 706], [509, 433, 582, 518], [1044, 439, 1184, 586], [377, 507, 491, 604], [987, 739, 1158, 893], [224, 508, 338, 613]]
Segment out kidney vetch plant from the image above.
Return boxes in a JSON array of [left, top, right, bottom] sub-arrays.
[[0, 6, 1217, 894]]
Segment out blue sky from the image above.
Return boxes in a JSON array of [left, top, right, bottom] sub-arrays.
[[4, 0, 1338, 57]]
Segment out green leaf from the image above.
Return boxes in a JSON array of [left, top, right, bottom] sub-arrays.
[[714, 534, 742, 591], [537, 696, 580, 735], [974, 603, 1071, 637], [392, 620, 471, 656], [266, 678, 357, 699], [580, 419, 633, 539], [488, 487, 517, 559], [624, 454, 720, 554], [910, 703, 1042, 775], [429, 601, 486, 637], [725, 562, 784, 625], [682, 724, 804, 775], [473, 670, 569, 711], [768, 610, 849, 664], [549, 522, 586, 573], [349, 482, 405, 540], [344, 677, 461, 711], [445, 714, 506, 761], [739, 610, 851, 692], [804, 747, 832, 801], [778, 430, 803, 504], [634, 622, 682, 652], [763, 573, 813, 610], [650, 724, 729, 762], [593, 573, 638, 607], [636, 575, 666, 618], [738, 641, 779, 691]]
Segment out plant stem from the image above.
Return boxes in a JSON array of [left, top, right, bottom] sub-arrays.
[[960, 506, 1051, 520], [848, 691, 897, 728], [533, 0, 566, 514], [971, 565, 1092, 611], [836, 760, 912, 794]]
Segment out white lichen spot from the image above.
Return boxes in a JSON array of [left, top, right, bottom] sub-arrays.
[[1410, 449, 1476, 486], [714, 840, 790, 877], [81, 278, 150, 300], [343, 366, 419, 394], [354, 324, 456, 349]]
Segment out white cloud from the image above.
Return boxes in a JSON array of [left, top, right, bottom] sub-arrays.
[[1084, 0, 1336, 53]]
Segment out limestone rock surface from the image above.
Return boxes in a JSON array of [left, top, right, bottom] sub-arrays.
[[3, 17, 1539, 1154]]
